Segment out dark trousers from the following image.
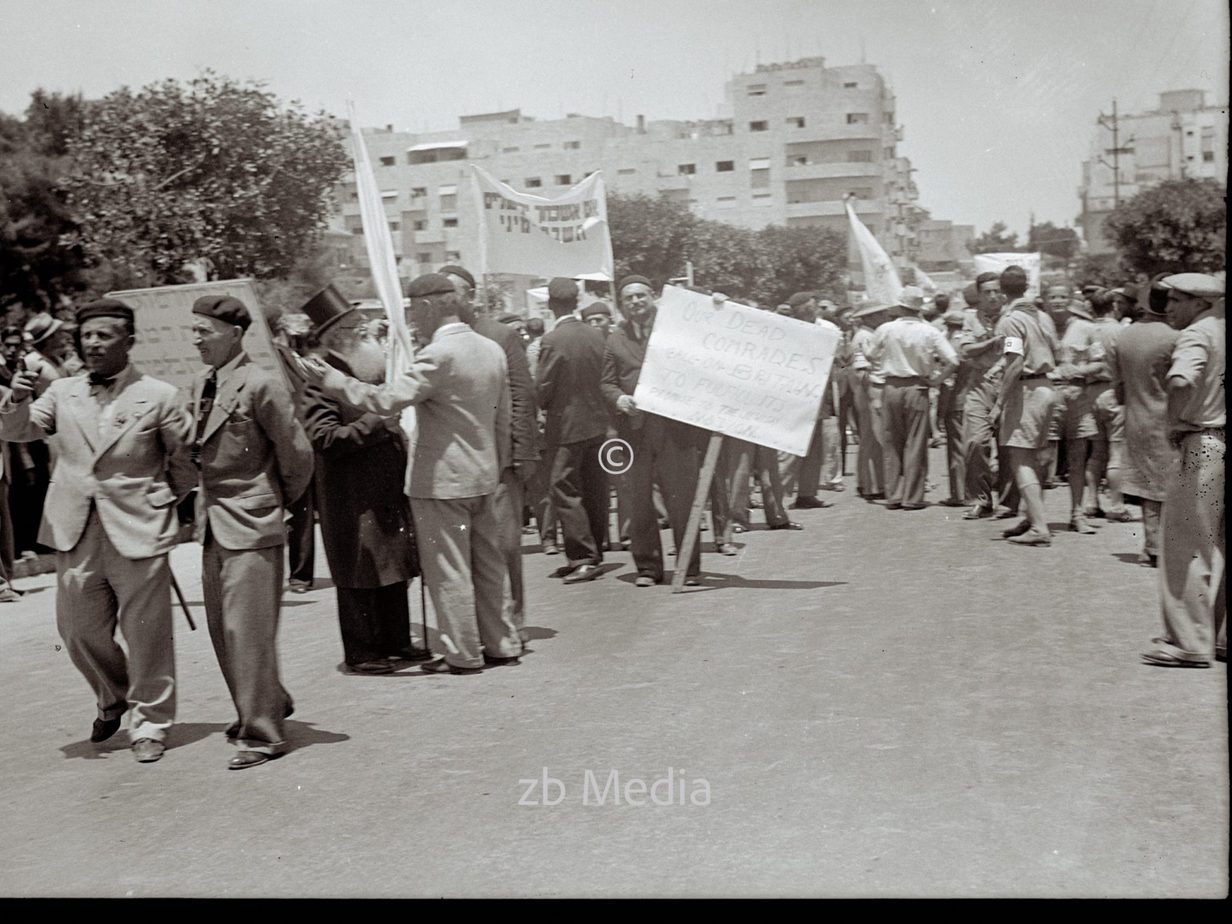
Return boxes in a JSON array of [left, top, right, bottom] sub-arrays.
[[882, 379, 932, 507], [755, 444, 791, 526], [527, 455, 557, 546], [0, 480, 14, 588], [837, 377, 856, 474], [710, 438, 752, 543], [938, 382, 966, 502], [626, 417, 701, 581], [549, 436, 609, 568], [286, 484, 315, 584], [336, 582, 411, 666]]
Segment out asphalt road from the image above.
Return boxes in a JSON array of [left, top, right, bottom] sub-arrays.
[[1, 452, 1226, 898]]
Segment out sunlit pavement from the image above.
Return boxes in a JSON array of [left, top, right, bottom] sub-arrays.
[[0, 448, 1224, 897]]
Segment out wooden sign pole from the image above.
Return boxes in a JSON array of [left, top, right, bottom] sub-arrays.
[[671, 431, 724, 593]]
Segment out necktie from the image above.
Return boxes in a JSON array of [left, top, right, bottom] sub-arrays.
[[88, 371, 117, 388], [192, 368, 217, 466]]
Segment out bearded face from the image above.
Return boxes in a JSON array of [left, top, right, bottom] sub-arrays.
[[326, 327, 387, 384]]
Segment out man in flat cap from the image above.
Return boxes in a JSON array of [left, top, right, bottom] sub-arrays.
[[440, 264, 540, 641], [602, 276, 704, 587], [1105, 274, 1179, 567], [189, 295, 313, 768], [1141, 273, 1225, 668], [536, 277, 610, 584], [866, 286, 959, 510], [0, 299, 196, 763], [581, 301, 614, 336], [298, 274, 521, 673]]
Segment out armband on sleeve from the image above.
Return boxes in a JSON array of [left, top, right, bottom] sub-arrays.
[[1003, 336, 1024, 356]]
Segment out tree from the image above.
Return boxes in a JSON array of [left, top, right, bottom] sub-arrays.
[[607, 192, 697, 286], [1027, 221, 1079, 260], [968, 221, 1021, 254], [1104, 178, 1226, 275], [754, 224, 846, 304], [61, 72, 348, 287]]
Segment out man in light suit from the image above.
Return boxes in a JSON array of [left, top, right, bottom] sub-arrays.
[[298, 274, 520, 674], [0, 299, 196, 763], [190, 295, 314, 768]]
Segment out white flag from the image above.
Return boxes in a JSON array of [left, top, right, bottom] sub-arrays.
[[912, 265, 938, 295], [347, 102, 417, 485], [846, 197, 902, 309]]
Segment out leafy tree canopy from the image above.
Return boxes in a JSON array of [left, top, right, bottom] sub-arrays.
[[968, 221, 1022, 254], [1103, 178, 1226, 276]]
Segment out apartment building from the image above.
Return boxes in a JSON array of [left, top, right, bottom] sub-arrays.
[[1079, 89, 1228, 255], [334, 57, 925, 290]]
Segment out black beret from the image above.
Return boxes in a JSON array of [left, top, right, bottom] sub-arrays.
[[77, 298, 135, 327], [547, 277, 579, 303], [618, 275, 653, 294], [192, 295, 252, 330], [406, 273, 457, 298], [498, 313, 524, 325], [580, 301, 612, 319], [438, 264, 475, 289], [787, 291, 815, 308]]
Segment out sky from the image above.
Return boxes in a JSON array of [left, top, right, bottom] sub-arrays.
[[2, 0, 1227, 236]]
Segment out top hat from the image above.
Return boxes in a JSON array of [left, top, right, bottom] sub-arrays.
[[300, 284, 357, 336]]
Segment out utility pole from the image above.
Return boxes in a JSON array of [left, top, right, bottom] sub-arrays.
[[1097, 99, 1127, 207]]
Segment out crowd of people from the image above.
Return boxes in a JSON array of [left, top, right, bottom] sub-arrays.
[[0, 261, 1223, 771]]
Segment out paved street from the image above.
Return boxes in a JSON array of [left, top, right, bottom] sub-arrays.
[[0, 449, 1226, 898]]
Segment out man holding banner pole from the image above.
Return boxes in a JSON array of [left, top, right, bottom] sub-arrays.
[[602, 277, 703, 588]]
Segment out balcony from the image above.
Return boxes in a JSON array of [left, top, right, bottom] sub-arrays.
[[783, 161, 882, 181], [415, 228, 445, 244], [784, 198, 884, 218]]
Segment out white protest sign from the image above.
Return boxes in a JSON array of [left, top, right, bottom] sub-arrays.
[[107, 279, 286, 402], [472, 165, 613, 279], [633, 286, 839, 456], [973, 252, 1042, 298]]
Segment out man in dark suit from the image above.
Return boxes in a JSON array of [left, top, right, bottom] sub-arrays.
[[297, 274, 520, 674], [440, 265, 540, 641], [190, 295, 314, 769], [299, 284, 423, 675], [0, 299, 196, 763], [601, 276, 703, 588], [536, 278, 609, 584]]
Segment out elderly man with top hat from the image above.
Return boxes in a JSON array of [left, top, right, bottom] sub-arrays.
[[1141, 272, 1225, 669], [189, 295, 313, 768], [848, 300, 890, 499], [0, 299, 196, 763], [536, 277, 610, 584], [601, 275, 704, 587], [866, 285, 959, 510], [297, 284, 424, 675], [1105, 274, 1180, 568], [297, 273, 521, 673]]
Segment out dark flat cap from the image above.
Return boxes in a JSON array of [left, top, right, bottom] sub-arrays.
[[580, 301, 612, 319], [439, 264, 475, 289], [77, 298, 134, 327], [787, 291, 815, 308], [406, 273, 457, 298], [498, 313, 524, 325], [192, 295, 252, 330], [547, 277, 579, 303], [618, 275, 653, 294]]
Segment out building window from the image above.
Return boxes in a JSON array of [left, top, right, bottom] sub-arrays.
[[563, 140, 581, 150], [786, 117, 805, 129], [715, 160, 734, 172], [1203, 150, 1215, 162], [388, 221, 400, 231], [678, 163, 696, 175], [716, 196, 737, 209], [525, 177, 543, 188], [749, 121, 769, 132], [785, 79, 805, 88], [379, 156, 395, 167], [349, 191, 359, 200], [849, 186, 873, 199], [439, 185, 457, 211], [416, 252, 433, 264], [618, 167, 636, 175], [748, 157, 771, 171], [847, 150, 874, 162], [554, 174, 572, 185], [445, 251, 460, 262], [751, 170, 770, 190], [350, 225, 364, 235], [413, 220, 426, 231], [846, 113, 869, 124], [410, 187, 427, 198], [502, 146, 520, 153], [443, 217, 458, 228], [843, 81, 858, 89], [884, 147, 895, 159], [884, 112, 895, 124], [753, 192, 772, 204], [534, 143, 552, 149], [787, 154, 808, 167], [747, 84, 767, 96], [380, 190, 398, 200]]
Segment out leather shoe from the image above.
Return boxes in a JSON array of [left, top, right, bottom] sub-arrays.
[[1001, 519, 1032, 538], [132, 738, 165, 763], [635, 575, 657, 587], [939, 498, 966, 508], [543, 544, 560, 556], [549, 564, 576, 578], [482, 653, 521, 667], [388, 645, 433, 662], [91, 715, 122, 743], [1007, 528, 1051, 546], [562, 563, 601, 584], [420, 658, 481, 675], [1069, 515, 1096, 534], [718, 542, 739, 556], [288, 579, 312, 594], [731, 524, 747, 534], [993, 506, 1017, 519], [228, 751, 273, 770], [683, 576, 701, 587], [962, 505, 992, 520], [790, 497, 831, 509], [902, 504, 926, 511], [350, 660, 394, 675], [769, 521, 804, 530], [1141, 649, 1209, 668], [1104, 509, 1134, 522], [1137, 552, 1158, 568], [819, 483, 845, 492], [885, 503, 903, 510]]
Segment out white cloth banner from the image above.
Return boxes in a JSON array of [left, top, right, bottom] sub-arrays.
[[846, 198, 902, 309], [973, 252, 1042, 298], [633, 286, 839, 456], [349, 102, 417, 478], [472, 165, 613, 279]]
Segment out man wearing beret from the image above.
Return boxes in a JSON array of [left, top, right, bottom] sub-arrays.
[[537, 277, 610, 584], [298, 274, 521, 673], [1141, 273, 1226, 668], [601, 276, 703, 587], [0, 299, 196, 763], [190, 295, 314, 768]]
